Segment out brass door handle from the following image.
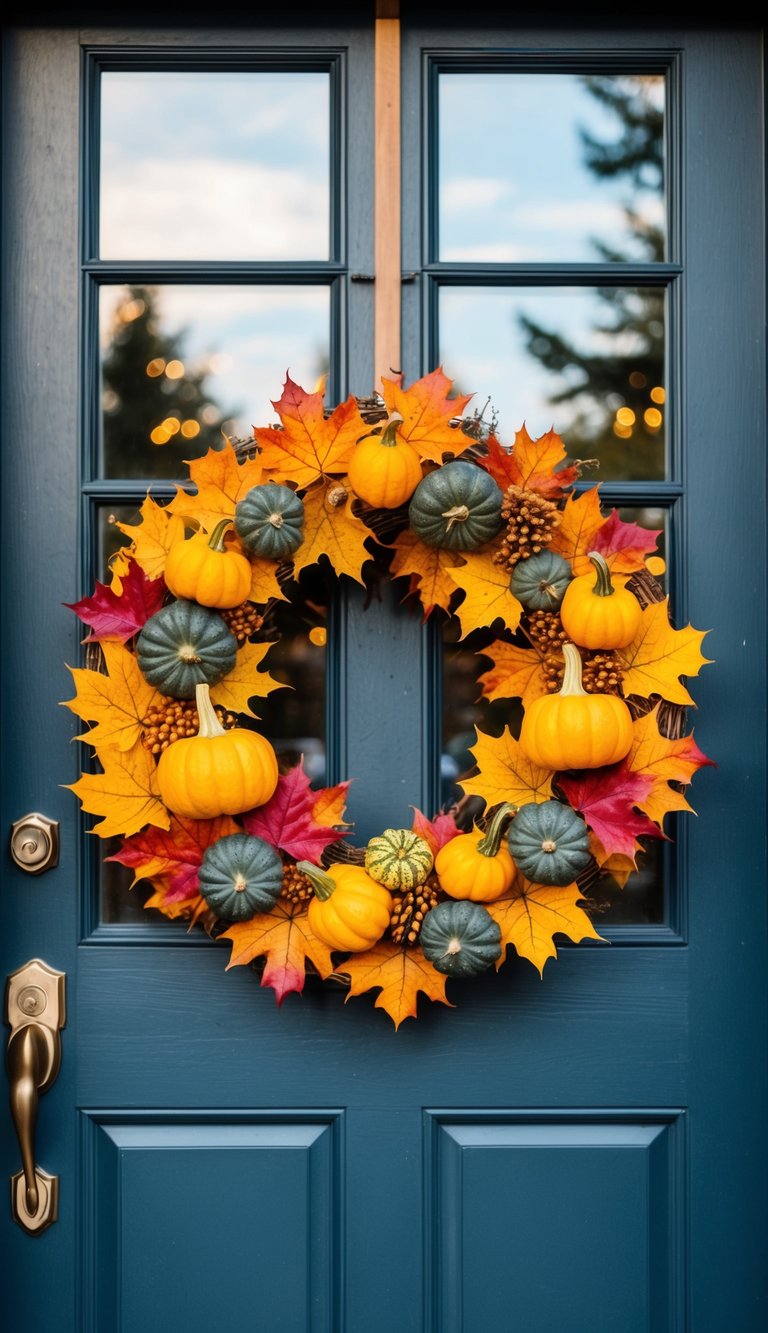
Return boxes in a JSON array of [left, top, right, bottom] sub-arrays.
[[5, 960, 65, 1234]]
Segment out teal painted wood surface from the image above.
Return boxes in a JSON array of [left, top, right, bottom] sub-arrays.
[[1, 14, 766, 1333]]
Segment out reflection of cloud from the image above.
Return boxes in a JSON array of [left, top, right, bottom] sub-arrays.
[[101, 158, 328, 259], [441, 177, 517, 210]]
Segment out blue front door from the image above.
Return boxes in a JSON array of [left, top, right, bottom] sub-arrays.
[[2, 15, 766, 1332]]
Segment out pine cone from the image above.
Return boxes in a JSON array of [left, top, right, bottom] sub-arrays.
[[280, 861, 314, 908], [581, 650, 624, 695], [526, 609, 568, 651], [493, 484, 560, 572], [141, 697, 235, 754], [389, 876, 441, 946], [221, 601, 265, 645]]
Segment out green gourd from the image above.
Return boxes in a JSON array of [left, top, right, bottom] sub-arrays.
[[408, 460, 503, 551], [365, 828, 434, 891], [234, 482, 305, 560], [136, 599, 237, 699], [510, 549, 573, 611], [198, 832, 283, 922], [419, 900, 502, 978], [507, 800, 591, 886]]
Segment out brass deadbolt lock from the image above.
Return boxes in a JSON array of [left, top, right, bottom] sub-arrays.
[[10, 814, 59, 875]]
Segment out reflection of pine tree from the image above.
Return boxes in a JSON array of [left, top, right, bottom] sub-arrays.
[[519, 76, 666, 481], [102, 285, 238, 479]]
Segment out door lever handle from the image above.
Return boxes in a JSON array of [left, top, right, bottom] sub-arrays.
[[5, 959, 65, 1234]]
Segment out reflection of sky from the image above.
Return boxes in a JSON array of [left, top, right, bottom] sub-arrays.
[[100, 285, 330, 433], [100, 72, 329, 259], [439, 73, 664, 262]]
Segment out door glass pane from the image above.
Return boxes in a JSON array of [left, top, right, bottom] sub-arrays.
[[439, 285, 666, 481], [438, 72, 665, 262], [95, 506, 329, 926], [441, 508, 668, 925], [100, 71, 330, 260], [98, 283, 330, 479]]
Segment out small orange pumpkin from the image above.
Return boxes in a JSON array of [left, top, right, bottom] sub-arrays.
[[559, 550, 642, 649], [298, 860, 393, 952], [156, 683, 278, 818], [346, 412, 423, 509], [434, 802, 517, 902], [519, 641, 633, 770], [164, 519, 252, 609]]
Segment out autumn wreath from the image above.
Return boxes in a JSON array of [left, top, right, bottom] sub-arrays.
[[64, 368, 714, 1027]]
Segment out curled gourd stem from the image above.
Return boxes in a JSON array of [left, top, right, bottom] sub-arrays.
[[477, 801, 518, 856], [441, 504, 470, 530], [207, 518, 234, 553], [296, 860, 335, 901], [194, 682, 228, 739], [559, 642, 588, 697], [379, 412, 404, 447], [587, 550, 615, 597], [268, 511, 285, 529]]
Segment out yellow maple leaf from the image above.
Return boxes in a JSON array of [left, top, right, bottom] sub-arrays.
[[63, 641, 162, 755], [143, 880, 208, 922], [447, 552, 523, 639], [549, 487, 604, 572], [588, 836, 637, 887], [380, 367, 476, 465], [222, 901, 335, 1004], [291, 483, 374, 586], [625, 703, 715, 825], [342, 943, 452, 1028], [108, 544, 133, 594], [116, 496, 186, 580], [253, 376, 369, 488], [66, 742, 170, 838], [617, 599, 712, 707], [389, 528, 458, 616], [209, 640, 285, 719], [460, 727, 554, 808], [248, 559, 289, 605], [168, 439, 264, 531], [487, 877, 604, 976], [477, 640, 550, 709]]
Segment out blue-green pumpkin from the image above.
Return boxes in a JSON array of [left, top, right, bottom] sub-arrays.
[[507, 800, 591, 886], [198, 833, 283, 922], [408, 460, 503, 551], [136, 599, 237, 699], [510, 549, 573, 610], [419, 899, 502, 978], [234, 482, 305, 560]]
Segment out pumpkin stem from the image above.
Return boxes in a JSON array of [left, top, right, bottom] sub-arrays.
[[587, 550, 615, 597], [194, 683, 227, 739], [477, 801, 518, 857], [379, 412, 404, 447], [207, 518, 234, 552], [441, 504, 470, 530], [559, 642, 588, 697], [296, 860, 336, 901]]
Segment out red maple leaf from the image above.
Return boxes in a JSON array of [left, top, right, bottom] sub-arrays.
[[243, 759, 349, 860], [591, 509, 661, 572], [65, 562, 165, 642], [108, 815, 240, 901], [558, 764, 667, 861], [411, 807, 461, 856]]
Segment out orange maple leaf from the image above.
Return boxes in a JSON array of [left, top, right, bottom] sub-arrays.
[[487, 877, 604, 976], [116, 496, 186, 581], [110, 813, 240, 894], [253, 375, 369, 488], [168, 439, 264, 531], [549, 487, 604, 572], [617, 600, 713, 707], [460, 727, 554, 809], [447, 552, 523, 638], [222, 900, 335, 1005], [590, 842, 637, 887], [481, 425, 580, 498], [342, 943, 452, 1029], [63, 641, 162, 755], [389, 528, 458, 617], [290, 482, 375, 586], [209, 640, 285, 719], [248, 560, 289, 606], [625, 703, 715, 825], [379, 367, 476, 465], [311, 781, 352, 830], [477, 640, 550, 710], [66, 742, 170, 838]]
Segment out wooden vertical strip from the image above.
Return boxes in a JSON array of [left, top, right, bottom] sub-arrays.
[[374, 15, 401, 380]]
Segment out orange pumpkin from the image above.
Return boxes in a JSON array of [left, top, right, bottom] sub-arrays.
[[298, 861, 393, 952], [559, 550, 642, 649], [156, 683, 278, 818], [434, 802, 517, 902], [519, 641, 633, 770], [346, 412, 423, 509], [164, 519, 252, 609]]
